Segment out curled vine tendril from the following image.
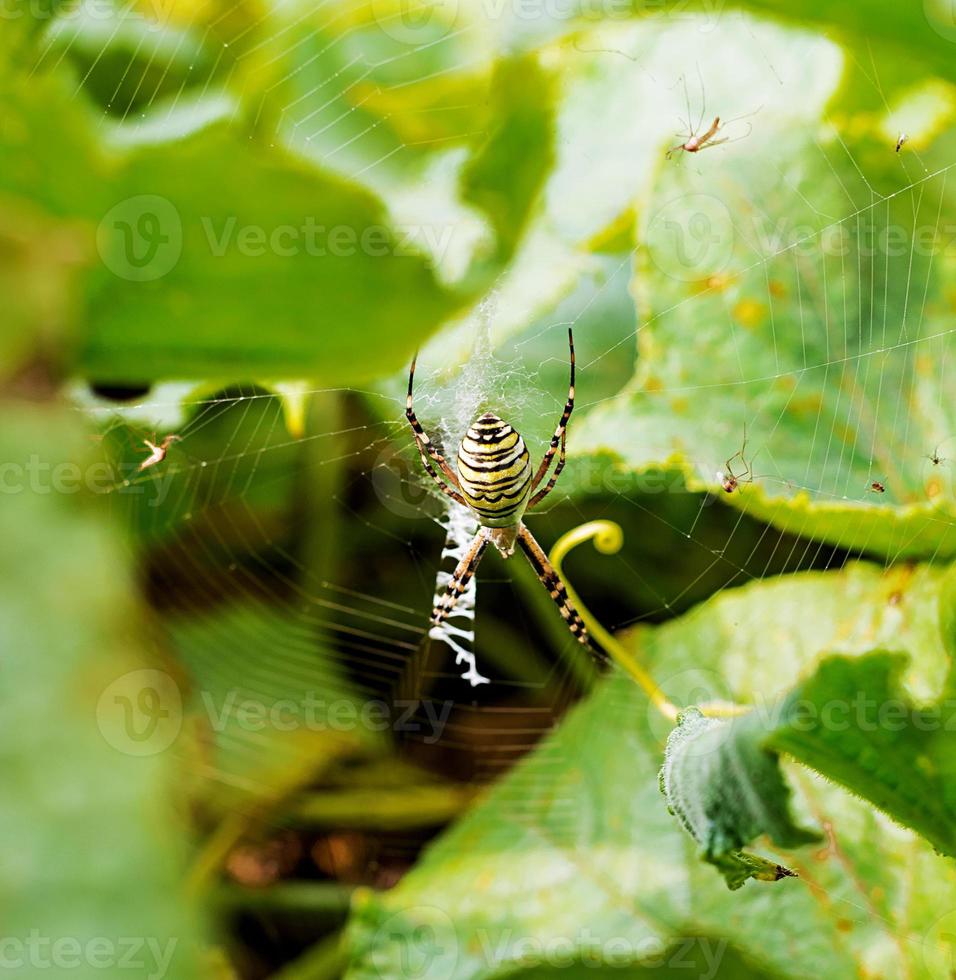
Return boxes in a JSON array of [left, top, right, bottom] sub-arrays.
[[550, 521, 747, 722]]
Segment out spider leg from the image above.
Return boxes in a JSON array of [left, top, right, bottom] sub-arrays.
[[694, 64, 707, 138], [724, 449, 745, 476], [528, 427, 566, 510], [406, 353, 467, 506], [516, 524, 591, 648], [413, 435, 467, 506], [740, 448, 761, 484], [701, 125, 752, 152], [530, 328, 576, 495], [430, 529, 488, 628], [698, 116, 721, 145]]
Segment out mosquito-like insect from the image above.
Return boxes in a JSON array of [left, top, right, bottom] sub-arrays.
[[138, 434, 180, 472], [666, 71, 757, 160], [717, 431, 758, 494], [925, 445, 947, 467]]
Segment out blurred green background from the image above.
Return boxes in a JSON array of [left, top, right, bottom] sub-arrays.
[[5, 0, 956, 977]]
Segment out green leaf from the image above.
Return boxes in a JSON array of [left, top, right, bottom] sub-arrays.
[[576, 105, 956, 559], [0, 403, 206, 978], [724, 0, 956, 89], [660, 708, 820, 890], [84, 119, 466, 383], [1, 49, 467, 384], [765, 651, 956, 858], [460, 55, 557, 269], [345, 560, 956, 979]]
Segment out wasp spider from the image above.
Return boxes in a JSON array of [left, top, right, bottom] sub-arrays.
[[406, 329, 590, 646]]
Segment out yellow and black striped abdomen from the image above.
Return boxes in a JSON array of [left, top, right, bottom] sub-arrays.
[[456, 413, 533, 527]]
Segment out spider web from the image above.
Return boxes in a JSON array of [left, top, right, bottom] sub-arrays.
[[41, 0, 956, 970]]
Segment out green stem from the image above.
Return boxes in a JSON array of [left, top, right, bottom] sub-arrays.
[[217, 883, 354, 916], [290, 784, 475, 830], [550, 521, 747, 722], [271, 929, 347, 980]]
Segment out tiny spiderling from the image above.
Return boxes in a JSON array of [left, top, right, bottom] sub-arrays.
[[138, 434, 181, 472]]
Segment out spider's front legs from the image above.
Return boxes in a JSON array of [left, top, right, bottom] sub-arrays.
[[406, 353, 467, 507], [430, 529, 488, 629], [529, 328, 575, 505]]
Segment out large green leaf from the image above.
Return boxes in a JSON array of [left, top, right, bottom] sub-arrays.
[[576, 98, 956, 559], [0, 38, 467, 384], [345, 560, 956, 979], [765, 651, 956, 858], [660, 708, 819, 890], [0, 403, 205, 978]]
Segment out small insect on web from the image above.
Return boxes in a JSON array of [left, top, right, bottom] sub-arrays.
[[405, 328, 593, 657], [137, 434, 181, 472], [717, 429, 759, 494], [666, 69, 758, 160]]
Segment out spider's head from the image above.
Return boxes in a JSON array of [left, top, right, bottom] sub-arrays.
[[465, 412, 513, 441]]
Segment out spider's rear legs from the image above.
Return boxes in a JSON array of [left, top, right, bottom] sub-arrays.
[[430, 529, 488, 629], [429, 526, 520, 630]]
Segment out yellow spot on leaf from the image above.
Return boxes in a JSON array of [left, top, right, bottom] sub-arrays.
[[695, 272, 736, 293], [733, 298, 766, 330]]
